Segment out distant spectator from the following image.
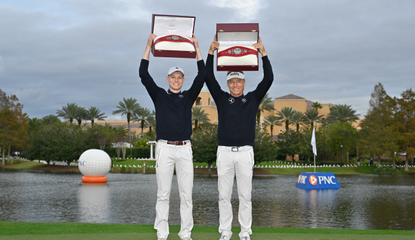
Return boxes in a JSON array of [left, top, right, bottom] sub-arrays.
[[357, 157, 360, 166]]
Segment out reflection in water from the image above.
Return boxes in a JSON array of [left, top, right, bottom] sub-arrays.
[[78, 184, 110, 223], [297, 188, 339, 228], [1, 169, 415, 230]]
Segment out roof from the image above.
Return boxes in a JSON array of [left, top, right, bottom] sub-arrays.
[[274, 94, 305, 100]]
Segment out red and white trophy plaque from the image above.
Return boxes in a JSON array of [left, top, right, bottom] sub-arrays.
[[216, 23, 259, 71], [151, 14, 196, 58]]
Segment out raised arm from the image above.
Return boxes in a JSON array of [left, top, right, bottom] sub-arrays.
[[187, 34, 206, 101], [142, 34, 156, 61], [253, 37, 273, 100], [205, 35, 223, 99], [139, 34, 160, 101], [190, 34, 203, 61], [252, 36, 267, 57]]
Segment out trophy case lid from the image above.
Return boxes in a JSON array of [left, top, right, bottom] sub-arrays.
[[152, 14, 196, 38]]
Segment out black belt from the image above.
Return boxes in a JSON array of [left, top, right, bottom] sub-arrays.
[[166, 140, 187, 145]]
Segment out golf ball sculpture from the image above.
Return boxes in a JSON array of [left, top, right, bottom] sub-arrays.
[[78, 149, 111, 183]]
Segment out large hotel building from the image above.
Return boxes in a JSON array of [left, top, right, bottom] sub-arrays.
[[94, 88, 336, 138]]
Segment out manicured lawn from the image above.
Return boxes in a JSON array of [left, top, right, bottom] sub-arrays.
[[1, 221, 415, 240], [3, 161, 45, 170], [262, 166, 369, 175]]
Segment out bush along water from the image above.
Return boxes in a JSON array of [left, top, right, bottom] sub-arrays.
[[374, 166, 401, 175]]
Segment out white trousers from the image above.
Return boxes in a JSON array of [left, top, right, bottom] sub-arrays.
[[154, 141, 194, 239], [217, 146, 254, 238]]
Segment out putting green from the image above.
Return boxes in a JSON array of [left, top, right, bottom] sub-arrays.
[[1, 222, 414, 240]]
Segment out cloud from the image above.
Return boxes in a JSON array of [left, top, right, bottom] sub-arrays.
[[207, 0, 264, 21], [0, 54, 5, 75], [1, 0, 414, 120], [14, 88, 50, 106]]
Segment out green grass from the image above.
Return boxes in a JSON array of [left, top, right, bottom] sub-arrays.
[[355, 166, 377, 174], [262, 166, 365, 175], [110, 159, 217, 168], [1, 221, 415, 240], [3, 161, 45, 170]]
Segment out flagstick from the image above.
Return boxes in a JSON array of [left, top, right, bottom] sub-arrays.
[[314, 154, 316, 173]]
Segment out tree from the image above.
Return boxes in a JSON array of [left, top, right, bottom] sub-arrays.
[[263, 115, 281, 137], [56, 103, 80, 124], [113, 125, 128, 160], [276, 107, 295, 131], [112, 97, 141, 158], [147, 110, 156, 135], [254, 126, 278, 163], [394, 88, 415, 171], [0, 91, 28, 165], [192, 106, 209, 131], [312, 102, 323, 111], [303, 108, 324, 128], [28, 118, 43, 132], [256, 93, 275, 126], [192, 122, 218, 168], [291, 110, 304, 132], [86, 106, 107, 126], [328, 104, 360, 123], [358, 83, 401, 167], [132, 107, 151, 137], [327, 121, 358, 164], [0, 89, 22, 111], [96, 124, 116, 150], [42, 115, 61, 125], [275, 130, 304, 161], [0, 108, 29, 165], [74, 106, 87, 127], [26, 121, 99, 165]]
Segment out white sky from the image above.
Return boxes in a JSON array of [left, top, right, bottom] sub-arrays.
[[1, 0, 414, 120]]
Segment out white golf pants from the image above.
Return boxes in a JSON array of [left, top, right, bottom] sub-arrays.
[[154, 140, 194, 239], [217, 145, 254, 239]]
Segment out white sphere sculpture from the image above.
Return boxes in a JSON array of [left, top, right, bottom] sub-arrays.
[[78, 149, 111, 183]]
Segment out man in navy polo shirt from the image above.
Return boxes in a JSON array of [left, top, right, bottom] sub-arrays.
[[206, 36, 274, 240], [139, 33, 206, 240]]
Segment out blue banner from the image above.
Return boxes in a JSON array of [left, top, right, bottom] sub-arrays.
[[296, 172, 341, 189]]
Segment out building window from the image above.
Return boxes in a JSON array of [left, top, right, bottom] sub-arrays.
[[279, 129, 283, 132], [195, 97, 201, 105]]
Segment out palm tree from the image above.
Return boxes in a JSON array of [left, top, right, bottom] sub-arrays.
[[276, 106, 295, 131], [28, 117, 43, 132], [303, 108, 323, 128], [86, 106, 107, 126], [132, 107, 152, 137], [56, 103, 80, 124], [328, 104, 360, 123], [263, 115, 281, 137], [112, 97, 141, 157], [74, 106, 87, 127], [257, 93, 275, 126], [192, 106, 210, 130], [312, 102, 323, 111], [147, 110, 156, 133], [113, 125, 128, 160], [291, 110, 304, 131]]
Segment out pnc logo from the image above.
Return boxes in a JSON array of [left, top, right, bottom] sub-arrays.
[[309, 175, 318, 186], [298, 174, 308, 184]]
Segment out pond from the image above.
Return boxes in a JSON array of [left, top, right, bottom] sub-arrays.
[[1, 169, 414, 230]]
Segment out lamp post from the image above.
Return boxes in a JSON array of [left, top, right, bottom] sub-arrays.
[[340, 143, 343, 166]]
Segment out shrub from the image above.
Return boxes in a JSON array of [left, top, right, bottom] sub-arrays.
[[374, 166, 400, 175]]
